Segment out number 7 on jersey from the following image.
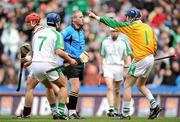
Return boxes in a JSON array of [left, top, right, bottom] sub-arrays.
[[38, 36, 47, 51]]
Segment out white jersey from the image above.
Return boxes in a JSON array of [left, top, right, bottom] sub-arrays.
[[32, 26, 64, 64], [100, 35, 132, 65]]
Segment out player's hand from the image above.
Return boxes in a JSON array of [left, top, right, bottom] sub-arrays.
[[23, 60, 32, 68], [87, 11, 98, 19], [21, 55, 32, 62], [21, 55, 32, 68], [69, 59, 77, 65]]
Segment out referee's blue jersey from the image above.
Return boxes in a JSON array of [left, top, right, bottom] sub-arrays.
[[61, 25, 85, 58]]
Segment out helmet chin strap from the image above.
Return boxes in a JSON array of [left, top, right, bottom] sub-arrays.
[[130, 18, 135, 22], [126, 16, 134, 22], [30, 21, 38, 30]]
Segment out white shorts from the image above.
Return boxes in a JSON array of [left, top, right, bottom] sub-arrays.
[[128, 55, 154, 78], [103, 64, 124, 81], [28, 58, 63, 79], [31, 62, 62, 82]]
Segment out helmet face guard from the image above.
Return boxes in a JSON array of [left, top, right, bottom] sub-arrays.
[[47, 12, 61, 26], [135, 9, 141, 19]]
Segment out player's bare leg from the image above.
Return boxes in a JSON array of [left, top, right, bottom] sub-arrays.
[[42, 81, 55, 102], [119, 74, 137, 119], [137, 77, 162, 119], [52, 83, 60, 98], [113, 81, 121, 116], [17, 75, 38, 118], [42, 80, 60, 119], [51, 73, 68, 120], [105, 77, 114, 117]]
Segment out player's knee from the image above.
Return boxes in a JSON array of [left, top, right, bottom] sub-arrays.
[[71, 82, 80, 93], [114, 88, 120, 95], [73, 86, 80, 93], [124, 81, 131, 89]]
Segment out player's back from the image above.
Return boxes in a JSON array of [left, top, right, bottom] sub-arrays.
[[32, 27, 63, 63], [128, 22, 157, 61]]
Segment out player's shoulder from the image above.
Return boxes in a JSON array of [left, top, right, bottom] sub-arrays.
[[117, 36, 129, 47], [40, 27, 54, 33], [103, 36, 111, 43]]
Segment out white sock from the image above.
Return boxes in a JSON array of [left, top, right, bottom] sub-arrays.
[[69, 110, 76, 116], [109, 106, 114, 111], [122, 101, 131, 116], [114, 108, 118, 114], [146, 91, 157, 108]]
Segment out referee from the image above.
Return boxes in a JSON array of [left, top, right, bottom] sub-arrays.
[[61, 10, 85, 119]]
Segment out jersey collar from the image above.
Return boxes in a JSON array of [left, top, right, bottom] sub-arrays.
[[33, 25, 44, 35], [71, 24, 82, 31]]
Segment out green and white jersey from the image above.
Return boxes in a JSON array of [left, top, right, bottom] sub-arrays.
[[32, 27, 64, 64], [100, 35, 132, 65]]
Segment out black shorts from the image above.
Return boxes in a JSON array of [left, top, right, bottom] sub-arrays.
[[62, 62, 85, 81]]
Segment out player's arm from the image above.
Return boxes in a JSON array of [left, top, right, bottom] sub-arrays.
[[98, 41, 105, 74], [122, 39, 132, 67], [88, 11, 134, 35], [55, 31, 77, 65], [55, 49, 77, 65]]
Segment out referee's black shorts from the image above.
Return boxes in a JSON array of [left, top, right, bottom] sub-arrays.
[[62, 62, 85, 81]]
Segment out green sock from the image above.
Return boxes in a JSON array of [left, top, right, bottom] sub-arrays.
[[50, 103, 57, 114], [58, 103, 65, 115], [50, 103, 56, 108], [50, 103, 56, 113]]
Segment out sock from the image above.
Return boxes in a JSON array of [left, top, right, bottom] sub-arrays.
[[69, 110, 77, 116], [57, 103, 65, 115], [50, 103, 56, 112], [150, 99, 158, 109], [114, 107, 118, 114], [50, 103, 56, 108], [109, 106, 114, 112], [122, 101, 130, 116], [23, 107, 31, 116], [146, 92, 157, 108], [68, 91, 78, 110]]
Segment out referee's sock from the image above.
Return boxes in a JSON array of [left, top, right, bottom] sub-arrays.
[[67, 91, 78, 115], [23, 106, 31, 116]]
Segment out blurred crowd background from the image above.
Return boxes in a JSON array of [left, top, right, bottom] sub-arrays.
[[0, 0, 179, 88]]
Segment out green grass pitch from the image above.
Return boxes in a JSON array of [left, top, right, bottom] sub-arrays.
[[0, 116, 180, 122]]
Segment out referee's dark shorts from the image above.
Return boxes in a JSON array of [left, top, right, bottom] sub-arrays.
[[62, 61, 85, 81]]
